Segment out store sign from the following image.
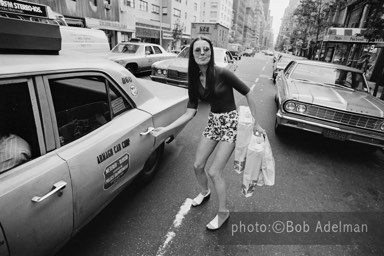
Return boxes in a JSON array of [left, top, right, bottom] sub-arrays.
[[199, 26, 210, 33], [85, 17, 131, 32], [0, 0, 47, 18], [136, 27, 159, 38], [323, 27, 384, 44], [323, 35, 384, 43]]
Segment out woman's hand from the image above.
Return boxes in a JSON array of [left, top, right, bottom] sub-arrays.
[[150, 127, 166, 137], [253, 123, 265, 135]]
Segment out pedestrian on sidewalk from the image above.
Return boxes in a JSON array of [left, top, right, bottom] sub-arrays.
[[150, 36, 263, 230]]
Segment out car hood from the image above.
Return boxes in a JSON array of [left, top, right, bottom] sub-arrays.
[[289, 80, 384, 117], [153, 57, 188, 72]]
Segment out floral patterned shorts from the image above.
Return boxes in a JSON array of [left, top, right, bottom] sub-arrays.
[[202, 110, 239, 143]]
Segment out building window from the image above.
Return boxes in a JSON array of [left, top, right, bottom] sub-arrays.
[[139, 0, 148, 11], [210, 11, 217, 18], [185, 12, 187, 19], [152, 4, 160, 14], [124, 0, 135, 8], [193, 16, 196, 21], [194, 2, 197, 11], [173, 8, 181, 18], [162, 7, 167, 15]]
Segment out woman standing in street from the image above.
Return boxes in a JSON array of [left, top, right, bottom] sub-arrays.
[[151, 36, 263, 230]]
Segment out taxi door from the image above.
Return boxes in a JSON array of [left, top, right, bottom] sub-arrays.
[[0, 77, 73, 256], [43, 72, 155, 233]]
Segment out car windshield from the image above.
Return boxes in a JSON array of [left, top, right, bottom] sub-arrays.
[[178, 47, 190, 58], [111, 43, 140, 54], [290, 64, 368, 92]]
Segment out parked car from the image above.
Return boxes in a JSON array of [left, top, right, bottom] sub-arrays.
[[275, 60, 384, 150], [272, 53, 306, 83], [150, 46, 237, 88], [0, 16, 188, 256], [264, 50, 274, 56], [108, 42, 177, 75], [242, 48, 255, 57]]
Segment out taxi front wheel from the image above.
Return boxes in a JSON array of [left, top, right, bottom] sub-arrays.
[[139, 143, 164, 183]]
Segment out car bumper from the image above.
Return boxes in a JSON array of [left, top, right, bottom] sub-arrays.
[[276, 111, 384, 147], [150, 75, 188, 88]]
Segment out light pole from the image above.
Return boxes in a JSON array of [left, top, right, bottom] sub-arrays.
[[159, 0, 163, 47]]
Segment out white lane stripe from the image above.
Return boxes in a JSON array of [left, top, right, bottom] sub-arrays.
[[363, 97, 384, 117], [251, 84, 256, 91], [156, 198, 193, 256], [255, 78, 259, 83]]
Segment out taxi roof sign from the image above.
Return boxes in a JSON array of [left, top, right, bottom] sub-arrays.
[[0, 16, 61, 54]]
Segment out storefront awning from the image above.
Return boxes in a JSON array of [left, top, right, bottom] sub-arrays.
[[323, 27, 384, 44], [85, 17, 134, 33]]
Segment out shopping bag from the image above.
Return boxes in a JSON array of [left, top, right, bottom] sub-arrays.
[[260, 135, 275, 186], [234, 106, 254, 174], [241, 132, 265, 197]]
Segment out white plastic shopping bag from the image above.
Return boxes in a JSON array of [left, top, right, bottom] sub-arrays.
[[234, 106, 254, 174], [241, 132, 265, 197], [234, 106, 275, 197]]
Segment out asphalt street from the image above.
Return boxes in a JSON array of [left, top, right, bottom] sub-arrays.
[[57, 53, 384, 256]]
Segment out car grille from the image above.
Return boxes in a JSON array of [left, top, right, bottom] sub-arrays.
[[307, 105, 381, 130], [168, 70, 187, 81]]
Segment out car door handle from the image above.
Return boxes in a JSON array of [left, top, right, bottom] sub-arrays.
[[32, 181, 67, 203], [140, 127, 155, 136]]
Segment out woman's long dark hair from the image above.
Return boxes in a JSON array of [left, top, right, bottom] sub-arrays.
[[188, 36, 215, 100]]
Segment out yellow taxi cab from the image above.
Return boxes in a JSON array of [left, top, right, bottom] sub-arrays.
[[0, 2, 188, 256]]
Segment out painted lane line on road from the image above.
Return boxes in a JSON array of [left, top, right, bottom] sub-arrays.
[[250, 78, 259, 91], [156, 198, 193, 256]]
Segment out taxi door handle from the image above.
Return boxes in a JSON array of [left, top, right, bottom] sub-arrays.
[[32, 181, 67, 203], [140, 127, 154, 136]]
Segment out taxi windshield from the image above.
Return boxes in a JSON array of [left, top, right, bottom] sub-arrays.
[[112, 43, 140, 54]]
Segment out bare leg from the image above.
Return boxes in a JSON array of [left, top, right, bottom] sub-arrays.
[[207, 141, 235, 212], [193, 136, 218, 193]]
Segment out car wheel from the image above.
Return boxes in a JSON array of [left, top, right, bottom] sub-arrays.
[[274, 118, 285, 135], [126, 63, 138, 75], [139, 143, 164, 183]]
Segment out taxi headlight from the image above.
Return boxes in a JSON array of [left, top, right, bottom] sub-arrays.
[[297, 104, 307, 113], [285, 102, 296, 112], [157, 69, 162, 75], [163, 70, 167, 75]]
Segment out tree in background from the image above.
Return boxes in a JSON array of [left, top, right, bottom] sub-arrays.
[[292, 0, 334, 58], [172, 19, 185, 50], [364, 0, 384, 42]]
